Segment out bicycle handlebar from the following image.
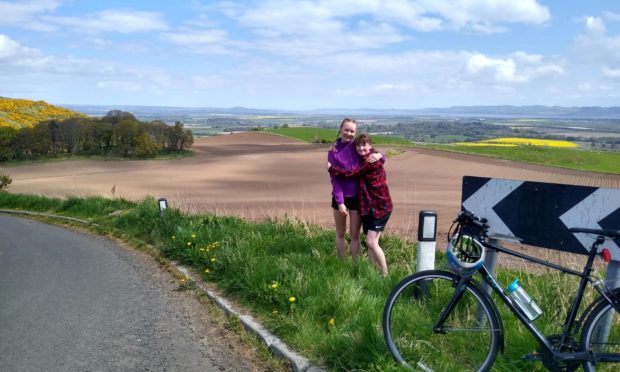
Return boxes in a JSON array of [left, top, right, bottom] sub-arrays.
[[453, 209, 490, 235], [569, 227, 620, 239]]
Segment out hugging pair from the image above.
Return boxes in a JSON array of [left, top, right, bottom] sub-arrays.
[[327, 118, 393, 275]]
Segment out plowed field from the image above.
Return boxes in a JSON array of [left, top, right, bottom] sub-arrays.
[[4, 132, 620, 262]]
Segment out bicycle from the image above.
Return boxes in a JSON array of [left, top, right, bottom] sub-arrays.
[[383, 209, 620, 371]]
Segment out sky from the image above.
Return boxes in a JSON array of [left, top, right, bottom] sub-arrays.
[[1, 0, 619, 110]]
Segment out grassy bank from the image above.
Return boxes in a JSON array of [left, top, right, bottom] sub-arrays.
[[0, 193, 607, 370]]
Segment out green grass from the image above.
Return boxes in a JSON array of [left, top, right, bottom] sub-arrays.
[[421, 143, 620, 174], [265, 127, 620, 174], [265, 127, 412, 145], [1, 192, 610, 370]]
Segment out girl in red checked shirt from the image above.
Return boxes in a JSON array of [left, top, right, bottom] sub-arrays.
[[327, 134, 393, 275]]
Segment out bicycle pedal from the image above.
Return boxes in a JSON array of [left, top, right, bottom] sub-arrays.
[[522, 352, 542, 361]]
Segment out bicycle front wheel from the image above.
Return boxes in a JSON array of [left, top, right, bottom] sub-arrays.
[[581, 295, 620, 371], [383, 270, 500, 371]]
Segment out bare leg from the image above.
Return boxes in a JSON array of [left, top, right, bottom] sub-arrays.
[[333, 209, 347, 258], [349, 210, 362, 261], [366, 230, 388, 275]]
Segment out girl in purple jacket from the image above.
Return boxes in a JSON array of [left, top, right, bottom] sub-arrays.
[[327, 118, 381, 260]]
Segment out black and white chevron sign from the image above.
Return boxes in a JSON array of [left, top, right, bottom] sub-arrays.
[[461, 176, 620, 260]]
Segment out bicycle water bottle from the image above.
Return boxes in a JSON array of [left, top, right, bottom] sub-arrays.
[[506, 279, 543, 321]]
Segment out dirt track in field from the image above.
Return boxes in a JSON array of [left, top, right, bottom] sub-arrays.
[[4, 132, 620, 267]]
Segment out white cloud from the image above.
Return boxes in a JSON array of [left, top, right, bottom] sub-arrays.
[[160, 29, 238, 54], [573, 16, 620, 67], [374, 83, 413, 92], [416, 0, 550, 33], [96, 80, 142, 91], [0, 0, 61, 29], [603, 67, 620, 78], [211, 0, 550, 59], [463, 51, 562, 84], [0, 34, 39, 60], [44, 10, 169, 34], [603, 11, 620, 22]]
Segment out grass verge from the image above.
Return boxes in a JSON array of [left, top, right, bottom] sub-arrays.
[[0, 192, 610, 370]]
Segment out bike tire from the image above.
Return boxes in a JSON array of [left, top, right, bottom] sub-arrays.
[[383, 270, 500, 371], [581, 294, 620, 371]]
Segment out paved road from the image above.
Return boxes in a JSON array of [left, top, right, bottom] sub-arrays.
[[0, 214, 260, 371]]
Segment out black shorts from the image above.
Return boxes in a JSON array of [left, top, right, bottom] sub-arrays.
[[362, 212, 391, 234], [331, 196, 359, 211]]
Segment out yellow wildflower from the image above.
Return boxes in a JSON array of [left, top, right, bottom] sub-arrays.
[[289, 296, 296, 303], [329, 318, 335, 327], [211, 257, 216, 262]]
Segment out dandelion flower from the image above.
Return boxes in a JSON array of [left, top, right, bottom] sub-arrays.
[[199, 248, 204, 251], [187, 241, 192, 246], [204, 269, 210, 273], [172, 235, 176, 240], [272, 310, 278, 314], [192, 233, 196, 238], [271, 283, 278, 289], [289, 296, 296, 303], [211, 257, 216, 262], [329, 318, 335, 327]]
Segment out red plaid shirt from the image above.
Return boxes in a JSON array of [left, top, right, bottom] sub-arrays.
[[329, 156, 393, 218]]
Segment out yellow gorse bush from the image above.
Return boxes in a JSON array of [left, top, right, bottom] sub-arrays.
[[0, 97, 87, 129]]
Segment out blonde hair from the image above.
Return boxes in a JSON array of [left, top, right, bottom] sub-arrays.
[[336, 118, 357, 141]]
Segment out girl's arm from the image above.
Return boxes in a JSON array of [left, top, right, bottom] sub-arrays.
[[329, 158, 383, 178]]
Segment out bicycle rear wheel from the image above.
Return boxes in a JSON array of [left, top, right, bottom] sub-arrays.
[[581, 295, 620, 371], [383, 270, 500, 371]]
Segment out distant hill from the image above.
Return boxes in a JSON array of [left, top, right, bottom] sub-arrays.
[[408, 105, 620, 119], [65, 104, 620, 120], [0, 97, 88, 129]]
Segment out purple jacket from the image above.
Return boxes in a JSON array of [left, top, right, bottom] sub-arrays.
[[327, 139, 361, 205]]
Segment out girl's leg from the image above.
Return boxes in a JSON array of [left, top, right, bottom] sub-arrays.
[[349, 210, 362, 261], [366, 230, 388, 275], [333, 209, 347, 258]]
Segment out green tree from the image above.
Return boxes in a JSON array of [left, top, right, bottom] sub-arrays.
[[0, 126, 17, 161], [114, 119, 140, 156], [134, 132, 161, 157], [0, 173, 11, 191]]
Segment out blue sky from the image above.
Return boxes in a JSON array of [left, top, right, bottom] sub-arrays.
[[1, 0, 619, 110]]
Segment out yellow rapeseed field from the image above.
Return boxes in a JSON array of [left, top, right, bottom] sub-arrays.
[[456, 137, 578, 148]]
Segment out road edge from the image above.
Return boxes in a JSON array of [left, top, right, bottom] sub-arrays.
[[0, 209, 325, 372]]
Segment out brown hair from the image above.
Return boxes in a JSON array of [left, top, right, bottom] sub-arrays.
[[336, 117, 357, 141], [355, 133, 372, 146], [355, 133, 378, 153]]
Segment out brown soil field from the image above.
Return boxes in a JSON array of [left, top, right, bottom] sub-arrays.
[[3, 132, 620, 268]]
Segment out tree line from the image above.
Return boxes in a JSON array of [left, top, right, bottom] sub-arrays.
[[0, 110, 194, 162]]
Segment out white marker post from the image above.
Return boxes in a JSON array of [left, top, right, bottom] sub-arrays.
[[417, 210, 437, 272], [158, 197, 168, 216]]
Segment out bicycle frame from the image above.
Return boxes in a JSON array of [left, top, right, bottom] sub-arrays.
[[437, 236, 618, 364]]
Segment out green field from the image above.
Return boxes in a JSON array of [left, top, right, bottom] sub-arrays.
[[422, 143, 620, 175], [265, 127, 620, 175], [265, 127, 412, 145]]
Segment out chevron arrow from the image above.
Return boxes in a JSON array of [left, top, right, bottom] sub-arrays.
[[560, 188, 620, 260], [462, 178, 523, 239]]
